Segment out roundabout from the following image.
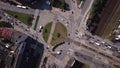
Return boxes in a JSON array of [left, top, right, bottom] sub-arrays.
[[43, 21, 67, 46]]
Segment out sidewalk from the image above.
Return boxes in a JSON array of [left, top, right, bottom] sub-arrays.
[[47, 21, 56, 44], [51, 7, 70, 19], [31, 9, 39, 29]]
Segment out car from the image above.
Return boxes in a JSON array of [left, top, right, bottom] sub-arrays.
[[75, 29, 78, 32], [17, 5, 22, 8], [118, 49, 120, 52], [39, 26, 43, 29], [68, 42, 70, 45], [79, 33, 85, 37], [11, 22, 14, 25], [71, 11, 74, 14], [56, 50, 62, 55], [65, 23, 68, 26], [75, 32, 78, 35], [43, 57, 48, 64], [66, 22, 69, 24], [15, 22, 18, 25], [100, 41, 105, 45], [46, 46, 50, 49], [95, 42, 100, 46], [39, 26, 43, 32], [46, 1, 50, 5], [73, 1, 75, 3], [72, 0, 75, 3], [39, 29, 42, 32], [49, 63, 59, 68], [104, 44, 112, 49], [68, 34, 70, 36], [17, 5, 28, 9], [21, 6, 28, 9], [107, 45, 112, 49], [5, 44, 10, 48], [25, 28, 29, 31], [61, 18, 64, 21]]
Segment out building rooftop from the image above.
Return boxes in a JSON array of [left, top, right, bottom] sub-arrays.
[[0, 28, 13, 40], [0, 44, 10, 68]]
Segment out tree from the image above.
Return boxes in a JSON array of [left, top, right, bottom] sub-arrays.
[[14, 15, 18, 18], [57, 33, 61, 38], [27, 17, 33, 26], [45, 29, 47, 33]]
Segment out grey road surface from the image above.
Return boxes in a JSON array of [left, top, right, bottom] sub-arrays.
[[0, 2, 35, 14]]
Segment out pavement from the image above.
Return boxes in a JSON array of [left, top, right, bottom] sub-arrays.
[[31, 9, 39, 29], [51, 7, 70, 19], [1, 0, 120, 68], [47, 21, 56, 44]]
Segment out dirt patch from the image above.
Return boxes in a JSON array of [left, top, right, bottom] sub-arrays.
[[51, 22, 67, 45], [95, 0, 120, 38]]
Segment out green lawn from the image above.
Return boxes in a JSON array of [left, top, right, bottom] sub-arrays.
[[51, 22, 67, 45], [0, 21, 12, 28], [43, 22, 53, 42], [3, 10, 33, 26], [34, 16, 39, 30], [83, 64, 90, 68], [116, 55, 120, 58], [114, 65, 120, 68], [0, 21, 7, 27]]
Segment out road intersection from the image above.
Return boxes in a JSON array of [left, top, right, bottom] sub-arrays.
[[0, 0, 120, 68]]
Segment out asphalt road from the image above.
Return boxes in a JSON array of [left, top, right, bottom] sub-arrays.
[[0, 2, 35, 15], [57, 0, 120, 67], [1, 0, 120, 68]]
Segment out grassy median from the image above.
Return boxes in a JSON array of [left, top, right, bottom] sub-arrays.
[[4, 10, 33, 26], [34, 16, 39, 30], [114, 64, 120, 68], [43, 22, 53, 42], [51, 22, 67, 45]]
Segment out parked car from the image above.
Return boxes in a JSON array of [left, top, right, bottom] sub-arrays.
[[39, 26, 43, 32]]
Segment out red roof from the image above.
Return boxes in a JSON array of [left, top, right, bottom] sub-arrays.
[[0, 28, 13, 40]]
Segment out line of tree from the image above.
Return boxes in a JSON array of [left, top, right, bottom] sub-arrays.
[[50, 0, 70, 10]]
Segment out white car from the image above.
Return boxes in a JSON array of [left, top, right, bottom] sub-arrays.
[[56, 50, 62, 55], [95, 42, 100, 46], [107, 46, 112, 49], [39, 26, 43, 32], [17, 5, 22, 8], [39, 26, 43, 29]]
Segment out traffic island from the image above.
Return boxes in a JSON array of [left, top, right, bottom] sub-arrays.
[[114, 64, 120, 68], [42, 22, 67, 46], [43, 22, 53, 42], [3, 10, 33, 26], [33, 16, 39, 30], [51, 22, 67, 45]]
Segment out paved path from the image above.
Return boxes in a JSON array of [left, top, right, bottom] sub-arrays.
[[51, 7, 70, 19], [47, 21, 56, 44], [31, 9, 39, 29]]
